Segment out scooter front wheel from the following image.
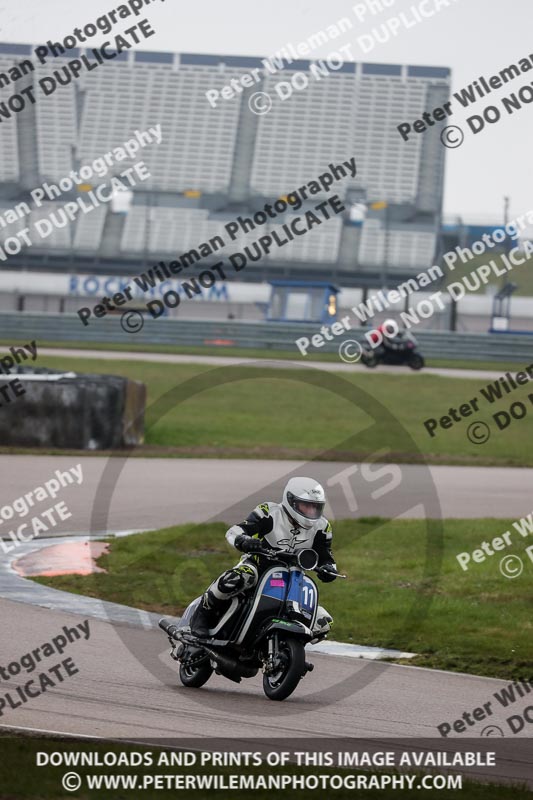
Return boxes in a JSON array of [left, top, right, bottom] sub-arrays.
[[263, 637, 306, 701], [409, 353, 424, 370], [179, 658, 213, 688]]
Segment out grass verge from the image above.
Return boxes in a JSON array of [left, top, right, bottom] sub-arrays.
[[11, 353, 533, 467], [35, 518, 533, 680]]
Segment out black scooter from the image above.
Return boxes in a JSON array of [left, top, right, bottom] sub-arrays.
[[159, 547, 345, 701]]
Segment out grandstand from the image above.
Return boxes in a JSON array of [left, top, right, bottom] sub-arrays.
[[0, 44, 451, 286]]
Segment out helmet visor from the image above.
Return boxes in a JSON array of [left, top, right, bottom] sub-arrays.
[[288, 492, 324, 520]]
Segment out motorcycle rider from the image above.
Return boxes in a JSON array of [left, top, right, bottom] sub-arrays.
[[369, 318, 408, 355], [190, 477, 338, 638]]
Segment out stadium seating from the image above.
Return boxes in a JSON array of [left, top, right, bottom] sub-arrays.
[[77, 57, 242, 194], [359, 219, 436, 271], [120, 204, 343, 263], [0, 44, 448, 277], [72, 204, 106, 252], [0, 54, 21, 183]]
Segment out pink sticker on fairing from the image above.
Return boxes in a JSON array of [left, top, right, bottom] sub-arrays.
[[270, 579, 285, 587]]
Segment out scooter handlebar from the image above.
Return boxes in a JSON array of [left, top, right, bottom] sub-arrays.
[[259, 548, 347, 577], [316, 566, 347, 579]]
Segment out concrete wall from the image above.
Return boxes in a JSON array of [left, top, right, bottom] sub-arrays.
[[0, 368, 146, 450]]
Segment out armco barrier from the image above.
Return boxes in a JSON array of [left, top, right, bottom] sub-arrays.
[[0, 312, 531, 363], [0, 367, 146, 449]]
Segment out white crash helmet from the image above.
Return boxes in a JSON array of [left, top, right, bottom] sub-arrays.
[[282, 477, 326, 529], [381, 318, 397, 333]]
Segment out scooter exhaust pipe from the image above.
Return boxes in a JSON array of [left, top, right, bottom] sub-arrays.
[[160, 620, 257, 680], [201, 645, 257, 680], [159, 618, 180, 640]]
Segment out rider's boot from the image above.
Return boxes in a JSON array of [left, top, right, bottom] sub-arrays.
[[190, 592, 222, 639]]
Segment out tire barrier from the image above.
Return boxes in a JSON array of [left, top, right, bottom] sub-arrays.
[[0, 367, 146, 449]]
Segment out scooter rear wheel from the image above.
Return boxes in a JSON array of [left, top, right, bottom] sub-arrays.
[[263, 637, 306, 701]]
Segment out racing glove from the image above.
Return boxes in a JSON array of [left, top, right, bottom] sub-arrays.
[[316, 565, 338, 582], [234, 534, 264, 553]]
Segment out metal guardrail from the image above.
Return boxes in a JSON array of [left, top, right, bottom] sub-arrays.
[[0, 312, 531, 363]]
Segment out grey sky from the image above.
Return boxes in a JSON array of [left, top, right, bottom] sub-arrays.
[[2, 0, 531, 221]]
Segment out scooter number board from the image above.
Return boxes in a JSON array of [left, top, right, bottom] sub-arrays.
[[288, 572, 317, 617], [301, 583, 316, 611]]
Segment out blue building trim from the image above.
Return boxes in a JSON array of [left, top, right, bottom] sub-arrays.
[[0, 42, 32, 55], [135, 50, 173, 64], [408, 65, 450, 78], [362, 62, 402, 76]]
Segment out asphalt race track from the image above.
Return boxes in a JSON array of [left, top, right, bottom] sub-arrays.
[[0, 592, 526, 744], [1, 456, 532, 536], [0, 595, 532, 787]]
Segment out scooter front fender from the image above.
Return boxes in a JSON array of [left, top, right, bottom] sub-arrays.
[[254, 620, 314, 646]]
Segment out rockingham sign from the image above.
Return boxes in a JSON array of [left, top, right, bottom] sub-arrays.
[[0, 270, 270, 305]]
